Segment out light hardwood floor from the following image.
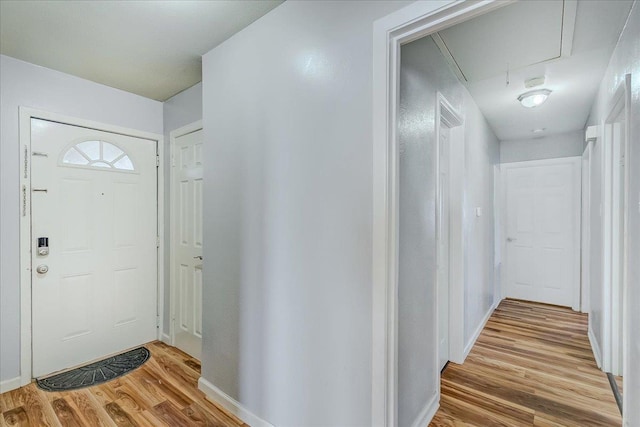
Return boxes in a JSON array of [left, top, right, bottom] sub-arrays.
[[1, 300, 621, 426], [430, 299, 622, 426], [1, 341, 245, 427]]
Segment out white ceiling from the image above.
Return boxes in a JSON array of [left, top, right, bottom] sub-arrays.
[[0, 0, 633, 124], [432, 0, 634, 141], [0, 0, 283, 101]]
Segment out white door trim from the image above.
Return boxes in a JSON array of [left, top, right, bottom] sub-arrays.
[[18, 107, 164, 388], [499, 157, 582, 311], [581, 141, 592, 313], [168, 120, 203, 348], [435, 93, 465, 368], [371, 1, 514, 425], [601, 74, 631, 381], [494, 164, 503, 304]]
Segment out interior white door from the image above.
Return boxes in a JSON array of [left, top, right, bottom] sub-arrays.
[[437, 127, 450, 371], [503, 158, 581, 308], [172, 128, 203, 359], [31, 118, 158, 378]]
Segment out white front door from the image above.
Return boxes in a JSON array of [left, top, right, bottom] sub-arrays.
[[502, 158, 581, 309], [171, 128, 203, 359], [31, 118, 158, 377], [437, 127, 450, 371]]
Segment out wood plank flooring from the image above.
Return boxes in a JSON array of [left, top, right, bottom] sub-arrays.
[[430, 299, 622, 427], [1, 300, 621, 426], [0, 341, 246, 427]]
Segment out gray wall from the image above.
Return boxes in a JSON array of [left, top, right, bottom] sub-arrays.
[[462, 88, 500, 345], [200, 1, 410, 425], [398, 36, 499, 427], [0, 55, 163, 384], [500, 130, 584, 163], [586, 2, 640, 424], [161, 82, 202, 335]]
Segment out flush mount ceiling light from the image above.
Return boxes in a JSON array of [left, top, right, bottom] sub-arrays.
[[518, 89, 552, 108]]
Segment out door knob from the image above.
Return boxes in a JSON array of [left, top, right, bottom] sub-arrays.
[[36, 265, 49, 274]]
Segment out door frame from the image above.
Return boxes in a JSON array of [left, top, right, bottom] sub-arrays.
[[601, 74, 631, 379], [499, 157, 582, 311], [168, 120, 203, 348], [18, 107, 165, 387], [581, 141, 592, 314], [435, 92, 465, 374], [371, 1, 514, 425], [493, 164, 503, 304]]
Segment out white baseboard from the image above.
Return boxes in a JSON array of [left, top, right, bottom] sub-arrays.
[[463, 301, 498, 359], [410, 392, 439, 427], [161, 333, 171, 345], [0, 376, 22, 393], [198, 377, 274, 427], [588, 323, 602, 368]]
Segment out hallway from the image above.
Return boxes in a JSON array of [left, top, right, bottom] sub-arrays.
[[431, 299, 621, 426]]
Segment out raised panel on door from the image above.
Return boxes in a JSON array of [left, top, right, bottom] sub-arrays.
[[179, 263, 192, 332], [113, 268, 140, 326], [194, 266, 203, 338], [59, 178, 93, 251], [194, 178, 203, 249], [59, 274, 93, 340]]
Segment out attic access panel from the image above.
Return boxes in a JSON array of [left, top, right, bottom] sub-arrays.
[[435, 0, 565, 82]]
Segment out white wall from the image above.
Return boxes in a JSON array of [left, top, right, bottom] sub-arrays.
[[500, 130, 584, 163], [200, 1, 410, 425], [398, 36, 499, 427], [162, 82, 202, 335], [586, 2, 640, 425], [0, 55, 163, 384]]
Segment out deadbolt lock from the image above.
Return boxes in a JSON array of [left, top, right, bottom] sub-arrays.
[[37, 237, 49, 256]]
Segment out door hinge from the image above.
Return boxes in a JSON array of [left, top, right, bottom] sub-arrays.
[[156, 315, 160, 328], [22, 185, 27, 217], [156, 155, 160, 167], [156, 236, 160, 248], [24, 146, 28, 178]]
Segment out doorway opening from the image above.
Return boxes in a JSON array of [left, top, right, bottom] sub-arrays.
[[435, 93, 464, 373]]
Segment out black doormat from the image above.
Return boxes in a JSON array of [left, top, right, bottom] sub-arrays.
[[36, 346, 150, 392]]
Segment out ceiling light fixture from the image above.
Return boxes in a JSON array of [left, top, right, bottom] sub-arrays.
[[518, 89, 552, 108]]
